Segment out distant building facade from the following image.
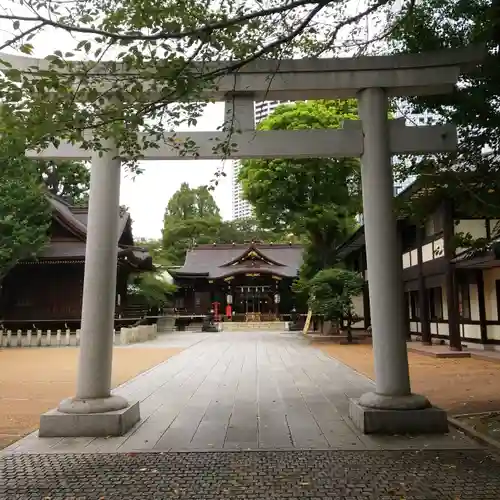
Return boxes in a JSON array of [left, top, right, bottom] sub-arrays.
[[232, 162, 253, 220], [170, 242, 304, 321]]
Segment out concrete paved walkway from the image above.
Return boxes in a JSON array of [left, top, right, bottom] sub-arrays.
[[3, 331, 478, 454]]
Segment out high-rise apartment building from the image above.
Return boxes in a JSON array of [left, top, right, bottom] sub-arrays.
[[232, 162, 253, 219], [232, 100, 292, 220], [254, 101, 290, 124]]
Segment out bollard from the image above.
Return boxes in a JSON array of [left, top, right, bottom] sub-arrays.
[[27, 330, 32, 347], [120, 327, 128, 345], [36, 330, 42, 347]]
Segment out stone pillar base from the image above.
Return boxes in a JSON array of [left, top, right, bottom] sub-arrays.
[[349, 399, 448, 434], [39, 401, 140, 437]]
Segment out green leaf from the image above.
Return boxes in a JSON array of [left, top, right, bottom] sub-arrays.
[[19, 44, 33, 55]]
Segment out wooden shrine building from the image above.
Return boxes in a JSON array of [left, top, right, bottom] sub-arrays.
[[336, 177, 500, 349], [170, 242, 303, 321], [0, 195, 152, 329]]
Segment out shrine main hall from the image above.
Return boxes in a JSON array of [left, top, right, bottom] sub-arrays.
[[169, 242, 303, 321]]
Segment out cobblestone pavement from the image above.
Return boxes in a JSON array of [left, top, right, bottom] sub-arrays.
[[2, 449, 500, 499]]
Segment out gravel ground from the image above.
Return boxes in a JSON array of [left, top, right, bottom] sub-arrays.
[[0, 346, 182, 449], [315, 343, 500, 414]]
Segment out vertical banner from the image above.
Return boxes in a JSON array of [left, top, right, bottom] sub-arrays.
[[303, 309, 313, 334]]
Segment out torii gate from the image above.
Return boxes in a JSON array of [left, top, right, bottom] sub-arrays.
[[1, 46, 483, 437]]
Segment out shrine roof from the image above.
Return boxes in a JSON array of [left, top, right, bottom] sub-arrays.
[[171, 243, 303, 279], [30, 195, 152, 269], [334, 172, 496, 261]]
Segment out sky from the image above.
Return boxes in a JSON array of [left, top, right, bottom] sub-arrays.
[[119, 104, 233, 239]]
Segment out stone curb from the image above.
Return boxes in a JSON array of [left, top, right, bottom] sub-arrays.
[[448, 415, 500, 450]]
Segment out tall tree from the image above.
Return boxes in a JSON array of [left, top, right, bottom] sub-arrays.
[[388, 0, 500, 232], [239, 100, 361, 277], [0, 138, 51, 280], [163, 184, 222, 265], [37, 160, 90, 204], [162, 184, 294, 265], [0, 106, 91, 204], [0, 108, 90, 279], [165, 183, 220, 221]]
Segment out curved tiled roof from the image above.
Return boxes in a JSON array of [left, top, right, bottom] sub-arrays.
[[172, 243, 303, 279], [30, 194, 151, 269]]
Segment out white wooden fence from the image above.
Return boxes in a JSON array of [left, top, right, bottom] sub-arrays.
[[0, 324, 158, 348]]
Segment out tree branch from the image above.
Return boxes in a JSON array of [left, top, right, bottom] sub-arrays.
[[314, 0, 393, 56], [0, 21, 44, 51], [0, 0, 333, 43]]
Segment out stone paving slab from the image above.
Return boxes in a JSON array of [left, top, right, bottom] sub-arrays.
[[2, 449, 500, 499], [2, 332, 481, 454]]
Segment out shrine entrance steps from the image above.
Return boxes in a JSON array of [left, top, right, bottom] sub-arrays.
[[221, 321, 287, 332]]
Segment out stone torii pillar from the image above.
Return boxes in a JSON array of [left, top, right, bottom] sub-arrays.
[[348, 88, 447, 434], [61, 141, 128, 412], [38, 139, 140, 437]]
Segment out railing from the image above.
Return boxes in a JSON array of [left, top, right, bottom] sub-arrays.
[[0, 324, 159, 348], [0, 314, 171, 332]]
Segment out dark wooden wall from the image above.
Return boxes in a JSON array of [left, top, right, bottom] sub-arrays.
[[1, 263, 84, 320]]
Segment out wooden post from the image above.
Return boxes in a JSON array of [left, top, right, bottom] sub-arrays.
[[416, 226, 431, 344], [476, 270, 488, 344], [443, 200, 461, 351]]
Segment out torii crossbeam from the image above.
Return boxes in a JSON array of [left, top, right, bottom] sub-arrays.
[[27, 119, 456, 160]]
